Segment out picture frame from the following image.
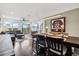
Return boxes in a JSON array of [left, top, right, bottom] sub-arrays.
[[51, 17, 65, 32]]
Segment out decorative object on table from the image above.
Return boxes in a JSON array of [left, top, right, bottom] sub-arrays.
[[61, 25, 64, 38], [51, 17, 65, 32], [45, 26, 48, 33]]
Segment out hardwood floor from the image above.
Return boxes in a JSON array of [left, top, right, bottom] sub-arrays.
[[14, 39, 32, 56]]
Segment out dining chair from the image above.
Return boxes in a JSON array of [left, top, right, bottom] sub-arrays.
[[72, 47, 79, 56], [46, 36, 67, 56], [36, 35, 47, 56]]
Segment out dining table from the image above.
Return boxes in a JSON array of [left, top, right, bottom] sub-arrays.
[[32, 33, 79, 56]]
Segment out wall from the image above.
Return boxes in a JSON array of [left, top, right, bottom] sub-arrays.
[[44, 8, 79, 37]]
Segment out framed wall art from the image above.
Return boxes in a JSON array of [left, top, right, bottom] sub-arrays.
[[51, 17, 65, 32]]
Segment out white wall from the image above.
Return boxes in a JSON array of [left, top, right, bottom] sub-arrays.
[[44, 8, 79, 37], [60, 8, 79, 37]]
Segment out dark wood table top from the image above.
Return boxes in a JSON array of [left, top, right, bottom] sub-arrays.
[[64, 37, 79, 48], [32, 33, 79, 48], [65, 37, 79, 44]]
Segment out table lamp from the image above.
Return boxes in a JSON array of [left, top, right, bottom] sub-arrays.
[[45, 26, 48, 33], [61, 25, 64, 38]]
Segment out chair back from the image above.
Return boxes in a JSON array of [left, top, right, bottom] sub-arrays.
[[37, 35, 46, 45], [46, 36, 64, 56], [36, 35, 46, 55]]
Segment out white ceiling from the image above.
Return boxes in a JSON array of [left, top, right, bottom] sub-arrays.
[[0, 3, 79, 21]]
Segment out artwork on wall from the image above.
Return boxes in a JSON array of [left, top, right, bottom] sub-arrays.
[[51, 17, 65, 32]]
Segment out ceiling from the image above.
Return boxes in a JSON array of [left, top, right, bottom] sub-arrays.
[[0, 3, 79, 21]]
